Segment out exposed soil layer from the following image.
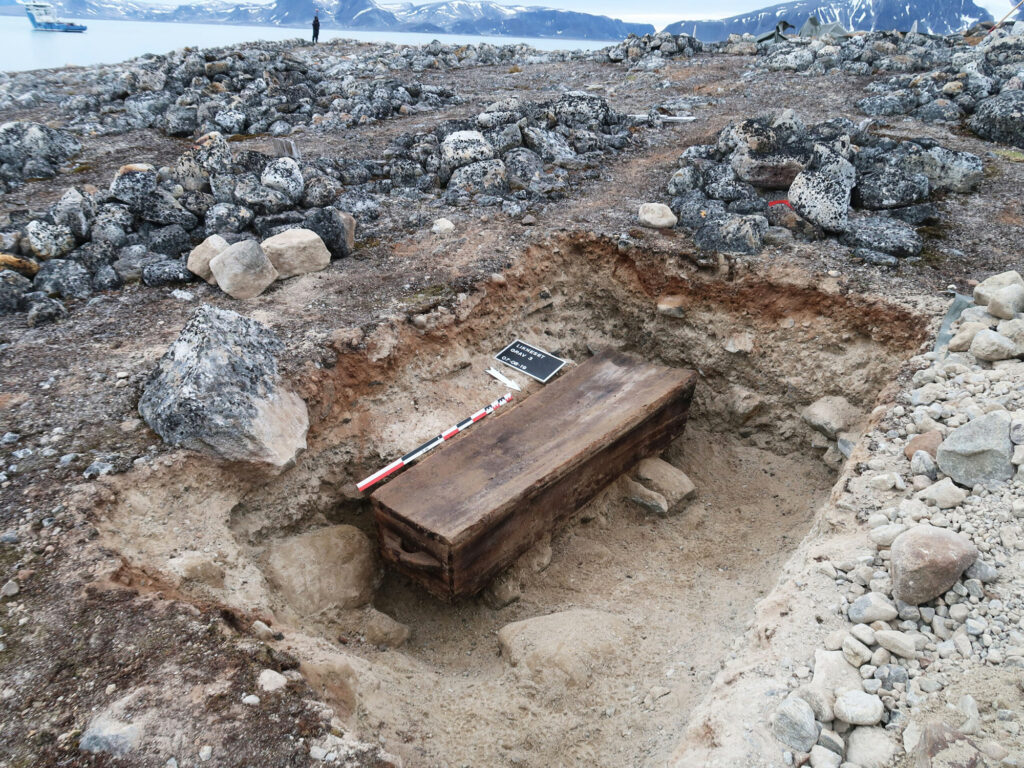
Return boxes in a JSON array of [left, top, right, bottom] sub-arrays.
[[86, 230, 927, 767]]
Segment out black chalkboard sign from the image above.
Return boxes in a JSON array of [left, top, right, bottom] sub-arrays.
[[494, 339, 566, 383]]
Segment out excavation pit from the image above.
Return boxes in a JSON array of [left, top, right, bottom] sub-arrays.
[[94, 233, 930, 767]]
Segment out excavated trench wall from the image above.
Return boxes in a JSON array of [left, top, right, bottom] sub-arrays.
[[92, 233, 930, 767]]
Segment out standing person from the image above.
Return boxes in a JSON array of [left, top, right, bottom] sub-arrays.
[[312, 12, 320, 43]]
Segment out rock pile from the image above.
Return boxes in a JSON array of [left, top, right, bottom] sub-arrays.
[[1, 89, 633, 322], [854, 27, 1024, 143], [771, 269, 1024, 765], [601, 32, 703, 68], [756, 30, 964, 76], [752, 25, 1024, 147], [379, 91, 633, 216], [0, 121, 81, 191], [0, 132, 356, 321], [0, 38, 576, 140], [662, 108, 983, 266]]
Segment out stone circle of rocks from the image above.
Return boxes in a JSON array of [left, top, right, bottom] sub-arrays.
[[656, 108, 983, 267], [854, 27, 1024, 144], [373, 91, 635, 221], [0, 130, 356, 322], [601, 31, 703, 69], [751, 25, 1024, 148], [755, 30, 965, 77], [772, 269, 1024, 766], [0, 38, 579, 141], [1, 91, 634, 322]]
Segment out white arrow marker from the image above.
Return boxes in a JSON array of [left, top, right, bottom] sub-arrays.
[[485, 367, 522, 391]]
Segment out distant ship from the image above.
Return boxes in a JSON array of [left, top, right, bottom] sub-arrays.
[[23, 2, 87, 32]]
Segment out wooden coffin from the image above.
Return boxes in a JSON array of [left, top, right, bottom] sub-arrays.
[[371, 350, 697, 600]]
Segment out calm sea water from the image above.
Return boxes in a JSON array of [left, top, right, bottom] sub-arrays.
[[0, 14, 604, 73]]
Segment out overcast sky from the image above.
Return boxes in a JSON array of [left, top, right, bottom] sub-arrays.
[[553, 0, 1019, 30]]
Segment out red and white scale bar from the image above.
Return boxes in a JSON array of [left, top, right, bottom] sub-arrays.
[[356, 393, 514, 492]]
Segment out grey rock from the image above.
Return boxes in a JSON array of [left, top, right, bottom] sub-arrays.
[[148, 224, 191, 257], [25, 296, 67, 326], [845, 726, 895, 768], [142, 260, 195, 287], [0, 277, 28, 314], [671, 191, 726, 229], [24, 220, 76, 261], [109, 163, 158, 208], [902, 145, 984, 194], [0, 121, 80, 179], [504, 147, 544, 189], [773, 695, 820, 752], [936, 411, 1014, 487], [693, 213, 767, 254], [849, 592, 899, 623], [303, 207, 355, 259], [840, 216, 922, 258], [138, 305, 308, 468], [51, 186, 95, 241], [446, 159, 509, 196], [855, 169, 929, 210], [205, 203, 254, 235], [911, 450, 937, 479], [965, 559, 997, 583], [522, 126, 576, 163], [164, 105, 198, 137], [833, 690, 884, 725], [33, 259, 92, 300], [439, 130, 494, 182], [874, 629, 917, 659], [970, 329, 1018, 362], [802, 396, 859, 439], [971, 90, 1024, 148], [91, 264, 123, 292], [79, 716, 139, 756]]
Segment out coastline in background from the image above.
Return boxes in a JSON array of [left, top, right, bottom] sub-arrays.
[[0, 15, 604, 73]]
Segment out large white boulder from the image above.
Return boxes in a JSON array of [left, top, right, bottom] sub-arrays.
[[209, 240, 278, 299], [260, 228, 331, 279]]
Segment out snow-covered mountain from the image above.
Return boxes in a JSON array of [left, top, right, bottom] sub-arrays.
[[664, 0, 994, 41], [387, 0, 649, 38], [9, 0, 652, 40]]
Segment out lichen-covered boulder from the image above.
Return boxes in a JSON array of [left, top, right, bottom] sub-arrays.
[[970, 90, 1024, 148], [138, 305, 308, 469], [840, 216, 922, 258], [33, 258, 92, 299], [855, 169, 930, 210], [24, 220, 76, 261], [302, 207, 355, 259], [445, 159, 509, 196], [0, 121, 80, 179], [109, 163, 158, 208], [788, 168, 851, 232], [260, 157, 304, 204], [439, 130, 494, 183]]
